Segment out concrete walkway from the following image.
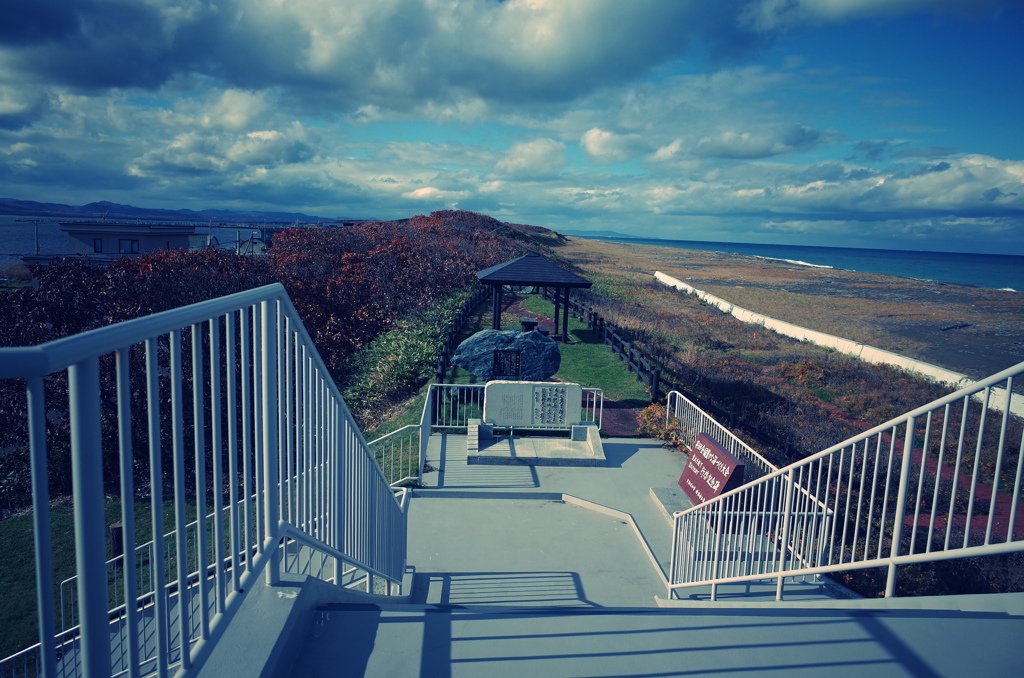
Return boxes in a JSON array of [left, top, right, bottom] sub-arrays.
[[282, 434, 1024, 677], [419, 434, 685, 583]]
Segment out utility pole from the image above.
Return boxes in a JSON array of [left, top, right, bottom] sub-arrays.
[[15, 218, 44, 254]]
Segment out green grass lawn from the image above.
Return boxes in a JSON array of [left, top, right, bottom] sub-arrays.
[[367, 293, 652, 440], [0, 498, 207, 658], [518, 295, 650, 404]]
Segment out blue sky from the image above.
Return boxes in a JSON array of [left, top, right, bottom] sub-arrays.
[[1, 1, 1023, 254]]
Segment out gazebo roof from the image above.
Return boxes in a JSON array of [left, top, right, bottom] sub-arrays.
[[476, 253, 592, 288]]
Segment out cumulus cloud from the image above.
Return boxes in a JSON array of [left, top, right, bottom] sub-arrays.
[[694, 125, 832, 159], [203, 90, 270, 132], [581, 128, 644, 164], [494, 138, 566, 178], [0, 0, 765, 114], [740, 0, 1008, 32], [0, 86, 52, 130], [130, 123, 319, 177], [643, 154, 1024, 219], [0, 0, 1021, 251]]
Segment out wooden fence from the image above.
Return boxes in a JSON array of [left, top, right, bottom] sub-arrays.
[[434, 287, 490, 383]]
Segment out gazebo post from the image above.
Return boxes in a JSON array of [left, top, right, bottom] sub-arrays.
[[552, 288, 561, 340], [561, 287, 569, 342], [491, 284, 502, 330]]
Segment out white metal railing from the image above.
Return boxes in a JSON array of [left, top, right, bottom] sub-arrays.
[[666, 391, 777, 480], [426, 383, 603, 431], [668, 360, 1024, 601], [430, 384, 485, 430], [368, 383, 605, 488], [0, 283, 407, 678]]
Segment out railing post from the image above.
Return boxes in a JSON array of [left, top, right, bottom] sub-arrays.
[[419, 385, 434, 484], [262, 299, 282, 584], [27, 376, 57, 678], [886, 415, 917, 597], [68, 358, 112, 678], [668, 512, 680, 597], [775, 468, 796, 601], [710, 501, 724, 601]]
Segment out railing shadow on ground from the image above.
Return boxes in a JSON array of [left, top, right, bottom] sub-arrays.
[[298, 603, 994, 678], [409, 571, 596, 607]]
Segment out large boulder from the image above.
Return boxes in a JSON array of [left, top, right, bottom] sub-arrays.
[[452, 329, 560, 382]]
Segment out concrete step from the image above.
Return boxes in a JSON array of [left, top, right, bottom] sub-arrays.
[[286, 593, 1024, 678]]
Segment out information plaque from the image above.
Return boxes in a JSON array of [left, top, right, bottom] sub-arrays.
[[482, 381, 582, 427], [492, 349, 523, 379], [678, 433, 745, 505]]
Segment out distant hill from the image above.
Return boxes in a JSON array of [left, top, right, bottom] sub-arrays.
[[0, 198, 341, 224], [559, 229, 637, 238]]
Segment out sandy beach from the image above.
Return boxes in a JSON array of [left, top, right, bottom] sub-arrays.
[[557, 237, 1024, 381]]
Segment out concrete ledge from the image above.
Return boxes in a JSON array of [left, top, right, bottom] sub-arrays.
[[411, 489, 565, 501], [198, 572, 417, 678], [649, 486, 694, 524], [197, 574, 317, 678], [409, 488, 668, 589], [467, 428, 607, 467], [655, 591, 1024, 615]]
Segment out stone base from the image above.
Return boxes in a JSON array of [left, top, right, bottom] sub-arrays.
[[467, 432, 606, 467], [650, 486, 695, 524]]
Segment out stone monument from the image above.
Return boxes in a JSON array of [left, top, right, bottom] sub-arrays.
[[482, 381, 583, 427], [452, 329, 560, 382]]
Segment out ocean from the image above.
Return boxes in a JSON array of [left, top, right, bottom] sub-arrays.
[[579, 236, 1024, 292], [1, 215, 1021, 291]]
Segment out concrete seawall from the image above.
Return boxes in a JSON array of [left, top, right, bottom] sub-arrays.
[[654, 271, 1024, 417]]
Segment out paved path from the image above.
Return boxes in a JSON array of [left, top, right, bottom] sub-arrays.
[[420, 434, 684, 580], [283, 433, 1024, 677]]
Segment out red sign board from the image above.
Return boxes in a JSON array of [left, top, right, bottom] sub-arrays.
[[678, 433, 745, 505]]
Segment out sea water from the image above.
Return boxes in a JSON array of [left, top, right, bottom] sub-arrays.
[[1, 214, 1021, 291], [580, 236, 1024, 292]]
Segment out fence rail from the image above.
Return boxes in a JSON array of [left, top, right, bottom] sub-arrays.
[[669, 359, 1024, 601], [0, 283, 407, 678]]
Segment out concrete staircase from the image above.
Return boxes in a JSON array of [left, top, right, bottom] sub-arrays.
[[208, 434, 1024, 677]]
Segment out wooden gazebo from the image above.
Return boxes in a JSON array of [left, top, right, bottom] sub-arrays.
[[476, 253, 593, 342]]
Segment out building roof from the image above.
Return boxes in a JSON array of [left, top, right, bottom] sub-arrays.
[[59, 221, 197, 235], [476, 253, 592, 288]]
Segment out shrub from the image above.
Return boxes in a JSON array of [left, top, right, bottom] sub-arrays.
[[636, 404, 684, 449]]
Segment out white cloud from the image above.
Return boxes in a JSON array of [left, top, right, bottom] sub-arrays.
[[494, 138, 565, 178], [2, 0, 1022, 253], [580, 128, 644, 164], [694, 125, 831, 159], [740, 0, 1006, 32], [203, 90, 268, 132], [401, 186, 470, 202]]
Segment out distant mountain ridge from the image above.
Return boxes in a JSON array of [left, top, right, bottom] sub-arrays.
[[0, 198, 338, 224], [559, 228, 637, 238]]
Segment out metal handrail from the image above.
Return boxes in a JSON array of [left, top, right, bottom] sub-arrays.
[[0, 283, 408, 678], [666, 390, 777, 479], [668, 359, 1024, 601]]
